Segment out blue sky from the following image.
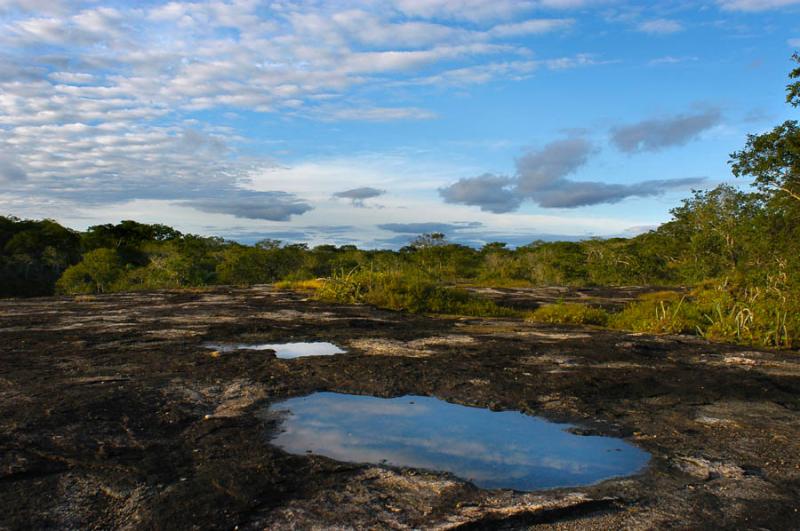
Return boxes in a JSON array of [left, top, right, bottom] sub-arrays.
[[0, 0, 799, 247]]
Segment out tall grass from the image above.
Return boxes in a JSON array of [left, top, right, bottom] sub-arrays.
[[692, 276, 798, 348], [315, 265, 518, 317], [608, 291, 703, 335], [274, 278, 325, 291], [521, 280, 798, 349], [609, 282, 798, 348]]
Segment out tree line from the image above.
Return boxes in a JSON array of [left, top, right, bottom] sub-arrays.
[[1, 176, 795, 299]]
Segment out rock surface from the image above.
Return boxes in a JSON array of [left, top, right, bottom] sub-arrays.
[[1, 286, 799, 529]]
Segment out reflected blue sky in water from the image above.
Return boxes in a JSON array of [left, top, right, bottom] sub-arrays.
[[267, 392, 650, 491], [205, 342, 345, 358]]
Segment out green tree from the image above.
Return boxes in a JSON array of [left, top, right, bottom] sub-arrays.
[[730, 54, 800, 205], [785, 51, 800, 107], [0, 217, 82, 296], [56, 248, 124, 294], [660, 185, 761, 281]]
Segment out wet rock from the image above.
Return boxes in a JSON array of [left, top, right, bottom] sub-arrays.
[[1, 285, 799, 529]]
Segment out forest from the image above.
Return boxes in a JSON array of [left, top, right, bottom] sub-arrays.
[[2, 55, 799, 349]]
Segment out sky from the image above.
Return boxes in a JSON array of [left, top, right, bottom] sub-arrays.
[[1, 0, 799, 248]]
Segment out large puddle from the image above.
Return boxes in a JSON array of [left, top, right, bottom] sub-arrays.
[[266, 392, 650, 491], [205, 341, 345, 359]]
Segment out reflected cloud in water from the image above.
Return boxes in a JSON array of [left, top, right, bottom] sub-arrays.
[[266, 392, 650, 491], [205, 341, 345, 359]]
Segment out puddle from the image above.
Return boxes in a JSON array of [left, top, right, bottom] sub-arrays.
[[205, 341, 345, 359], [266, 392, 650, 491]]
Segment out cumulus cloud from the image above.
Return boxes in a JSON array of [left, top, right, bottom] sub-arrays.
[[333, 187, 385, 206], [440, 137, 706, 211], [187, 191, 312, 221], [610, 109, 722, 153], [515, 138, 595, 197], [439, 174, 521, 213]]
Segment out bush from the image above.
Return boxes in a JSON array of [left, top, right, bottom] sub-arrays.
[[526, 302, 609, 326]]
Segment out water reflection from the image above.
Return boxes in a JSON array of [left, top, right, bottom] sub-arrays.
[[205, 341, 345, 359], [266, 392, 649, 491]]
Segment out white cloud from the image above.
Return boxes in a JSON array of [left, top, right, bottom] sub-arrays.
[[317, 106, 438, 121], [0, 1, 595, 218], [392, 0, 597, 21], [717, 0, 800, 10], [488, 18, 574, 37], [648, 56, 699, 66], [637, 19, 684, 34], [0, 0, 610, 237], [398, 54, 600, 87]]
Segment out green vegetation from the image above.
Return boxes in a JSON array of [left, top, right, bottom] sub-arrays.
[[316, 265, 517, 317], [2, 55, 799, 347], [609, 291, 702, 335], [523, 282, 799, 349], [526, 303, 609, 326], [0, 216, 81, 297]]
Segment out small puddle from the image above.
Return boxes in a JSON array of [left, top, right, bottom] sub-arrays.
[[266, 392, 650, 491], [205, 341, 345, 359]]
